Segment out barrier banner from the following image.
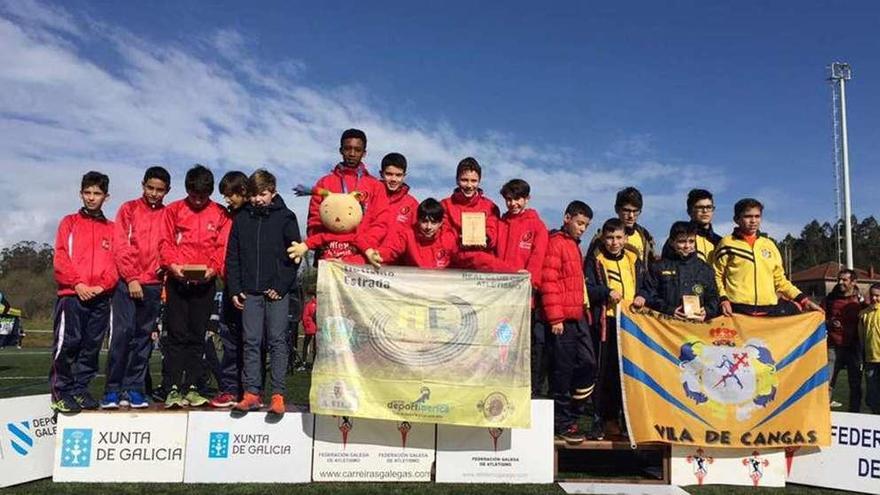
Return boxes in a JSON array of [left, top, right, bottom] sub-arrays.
[[671, 446, 786, 487], [53, 411, 188, 482], [435, 399, 554, 484], [619, 307, 830, 448], [183, 411, 314, 483], [312, 415, 435, 482], [787, 412, 880, 493], [0, 395, 56, 487], [311, 260, 531, 428]]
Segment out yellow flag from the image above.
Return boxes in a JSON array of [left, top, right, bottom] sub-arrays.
[[619, 307, 831, 448]]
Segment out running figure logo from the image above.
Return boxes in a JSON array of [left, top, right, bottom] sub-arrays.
[[713, 352, 750, 389], [685, 448, 714, 485], [742, 450, 770, 487]]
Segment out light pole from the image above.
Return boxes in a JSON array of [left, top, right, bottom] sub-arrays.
[[829, 62, 853, 269]]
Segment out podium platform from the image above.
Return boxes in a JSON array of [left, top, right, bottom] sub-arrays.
[[554, 439, 670, 484]]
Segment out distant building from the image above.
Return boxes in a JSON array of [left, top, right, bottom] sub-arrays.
[[791, 261, 880, 299]]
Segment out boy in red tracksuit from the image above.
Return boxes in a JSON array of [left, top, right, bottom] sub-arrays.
[[306, 129, 392, 264], [101, 166, 171, 410], [50, 171, 118, 413], [159, 164, 230, 408], [301, 294, 317, 368], [373, 199, 511, 272], [541, 201, 595, 444], [381, 152, 419, 230], [441, 157, 501, 250], [496, 179, 550, 396]]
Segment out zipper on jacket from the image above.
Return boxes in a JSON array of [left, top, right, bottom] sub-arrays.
[[90, 219, 96, 288], [255, 216, 263, 289], [615, 259, 625, 299], [751, 241, 758, 305]]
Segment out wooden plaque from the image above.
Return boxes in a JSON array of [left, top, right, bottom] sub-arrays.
[[682, 295, 702, 319], [460, 212, 487, 247], [182, 264, 208, 281]]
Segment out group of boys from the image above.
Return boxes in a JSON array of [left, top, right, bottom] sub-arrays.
[[51, 127, 879, 435], [50, 165, 302, 415]]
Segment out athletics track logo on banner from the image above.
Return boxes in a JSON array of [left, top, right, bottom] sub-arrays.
[[619, 307, 831, 448]]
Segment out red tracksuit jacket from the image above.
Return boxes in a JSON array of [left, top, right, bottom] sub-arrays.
[[307, 163, 392, 252], [159, 199, 230, 276], [387, 183, 419, 229], [378, 225, 512, 272], [302, 297, 317, 336], [496, 208, 549, 290], [441, 189, 500, 249], [541, 230, 587, 325], [54, 210, 118, 296], [114, 198, 166, 285]]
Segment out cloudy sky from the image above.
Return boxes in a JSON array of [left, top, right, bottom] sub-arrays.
[[1, 0, 878, 248]]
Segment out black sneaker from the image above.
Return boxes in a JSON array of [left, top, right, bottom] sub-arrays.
[[51, 395, 82, 413], [555, 424, 586, 445], [588, 420, 605, 441], [74, 392, 100, 410]]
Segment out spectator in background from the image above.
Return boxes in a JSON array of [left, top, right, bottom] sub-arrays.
[[825, 268, 864, 411]]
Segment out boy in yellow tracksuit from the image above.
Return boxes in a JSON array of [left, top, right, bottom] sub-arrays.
[[585, 218, 645, 439], [859, 283, 880, 413], [712, 198, 822, 317]]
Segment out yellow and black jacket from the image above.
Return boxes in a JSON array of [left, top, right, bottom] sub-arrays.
[[711, 230, 804, 306], [585, 245, 644, 318], [694, 222, 722, 263]]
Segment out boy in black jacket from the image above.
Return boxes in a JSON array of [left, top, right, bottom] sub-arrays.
[[633, 221, 720, 320], [226, 169, 301, 415]]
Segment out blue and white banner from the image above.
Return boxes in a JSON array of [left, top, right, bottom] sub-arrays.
[[0, 395, 56, 487], [53, 411, 188, 482], [184, 410, 314, 483]]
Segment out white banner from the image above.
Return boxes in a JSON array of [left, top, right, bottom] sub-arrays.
[[435, 399, 553, 484], [53, 411, 188, 482], [184, 411, 314, 483], [312, 415, 434, 482], [787, 412, 880, 493], [0, 395, 56, 487], [671, 446, 786, 487]]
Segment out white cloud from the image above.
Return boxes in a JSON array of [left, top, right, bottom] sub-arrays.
[[0, 1, 743, 249]]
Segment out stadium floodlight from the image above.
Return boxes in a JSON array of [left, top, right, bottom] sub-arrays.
[[828, 62, 853, 269], [829, 62, 852, 81]]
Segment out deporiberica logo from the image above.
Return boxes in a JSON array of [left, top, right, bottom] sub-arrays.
[[386, 387, 451, 419], [679, 327, 778, 421], [477, 392, 512, 423]]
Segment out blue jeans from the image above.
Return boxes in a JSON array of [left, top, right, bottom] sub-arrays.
[[865, 363, 880, 414]]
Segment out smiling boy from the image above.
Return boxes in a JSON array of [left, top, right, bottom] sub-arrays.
[[712, 198, 822, 317], [101, 166, 171, 410]]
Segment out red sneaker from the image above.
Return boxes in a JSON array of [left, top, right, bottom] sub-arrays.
[[209, 392, 237, 408], [234, 392, 263, 412], [268, 394, 285, 415]]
